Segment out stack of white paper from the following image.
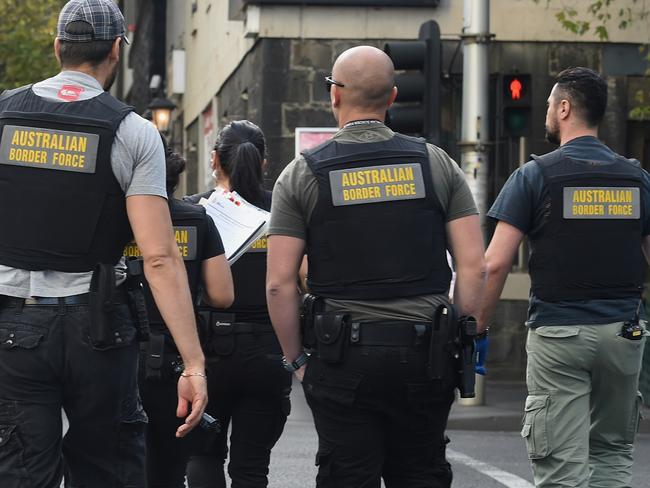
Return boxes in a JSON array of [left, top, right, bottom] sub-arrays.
[[199, 188, 270, 265]]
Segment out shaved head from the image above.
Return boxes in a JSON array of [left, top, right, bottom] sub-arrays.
[[332, 46, 395, 112]]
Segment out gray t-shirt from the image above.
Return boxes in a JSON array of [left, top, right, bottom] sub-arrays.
[[269, 123, 478, 322], [0, 71, 167, 298]]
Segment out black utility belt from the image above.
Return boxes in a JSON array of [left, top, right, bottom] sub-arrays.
[[315, 313, 432, 348], [0, 290, 129, 308], [348, 321, 432, 346], [212, 322, 275, 334], [198, 310, 275, 335]]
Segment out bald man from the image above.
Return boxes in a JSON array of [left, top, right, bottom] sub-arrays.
[[266, 46, 485, 488]]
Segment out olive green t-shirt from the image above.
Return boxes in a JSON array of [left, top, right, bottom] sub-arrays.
[[269, 123, 478, 322]]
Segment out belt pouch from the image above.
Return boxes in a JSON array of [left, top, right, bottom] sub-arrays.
[[427, 305, 452, 380], [88, 263, 117, 349], [145, 333, 166, 381], [210, 312, 236, 356], [314, 312, 349, 364]]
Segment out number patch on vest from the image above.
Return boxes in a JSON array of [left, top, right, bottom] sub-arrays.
[[563, 187, 640, 219], [0, 125, 99, 173], [329, 163, 426, 206], [123, 226, 198, 261], [248, 235, 268, 253]]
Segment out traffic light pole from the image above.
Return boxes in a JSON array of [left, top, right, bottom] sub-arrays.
[[458, 0, 491, 407], [459, 0, 491, 230]]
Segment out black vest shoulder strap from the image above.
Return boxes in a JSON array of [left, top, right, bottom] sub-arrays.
[[0, 85, 33, 103]]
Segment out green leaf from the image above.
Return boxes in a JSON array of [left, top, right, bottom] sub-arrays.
[[594, 25, 610, 40]]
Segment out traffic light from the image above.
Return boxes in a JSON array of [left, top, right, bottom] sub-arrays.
[[383, 20, 441, 144], [501, 74, 532, 138]]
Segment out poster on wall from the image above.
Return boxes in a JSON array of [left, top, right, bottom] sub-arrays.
[[294, 127, 338, 158]]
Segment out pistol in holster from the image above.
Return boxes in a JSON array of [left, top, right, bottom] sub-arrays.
[[428, 304, 477, 398], [125, 258, 150, 342], [456, 315, 478, 398]]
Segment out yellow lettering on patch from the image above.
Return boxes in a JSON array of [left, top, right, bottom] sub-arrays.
[[175, 229, 189, 244], [252, 237, 268, 250]]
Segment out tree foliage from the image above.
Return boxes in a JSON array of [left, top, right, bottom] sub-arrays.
[[533, 0, 649, 41], [534, 0, 650, 120], [0, 0, 67, 91]]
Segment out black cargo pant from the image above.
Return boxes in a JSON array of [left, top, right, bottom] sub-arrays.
[[185, 331, 292, 488], [303, 343, 455, 488], [139, 337, 215, 488], [0, 300, 146, 488]]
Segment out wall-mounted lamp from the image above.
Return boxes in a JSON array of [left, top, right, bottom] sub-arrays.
[[148, 97, 177, 133]]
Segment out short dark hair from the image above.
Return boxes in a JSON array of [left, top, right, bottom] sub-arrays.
[[554, 67, 607, 127], [58, 21, 114, 67]]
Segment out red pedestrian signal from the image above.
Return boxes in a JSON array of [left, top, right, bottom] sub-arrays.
[[509, 78, 522, 100], [501, 74, 532, 137]]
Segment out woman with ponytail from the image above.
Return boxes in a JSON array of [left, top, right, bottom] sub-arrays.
[[185, 120, 291, 488], [139, 137, 234, 488]]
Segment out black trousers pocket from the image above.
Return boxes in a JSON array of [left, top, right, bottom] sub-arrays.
[[0, 424, 30, 487]]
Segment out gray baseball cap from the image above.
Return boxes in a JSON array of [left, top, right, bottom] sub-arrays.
[[57, 0, 130, 44]]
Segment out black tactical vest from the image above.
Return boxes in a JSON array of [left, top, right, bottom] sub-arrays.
[[0, 85, 133, 272], [186, 190, 272, 324], [303, 134, 451, 300], [133, 198, 207, 328], [529, 149, 645, 301]]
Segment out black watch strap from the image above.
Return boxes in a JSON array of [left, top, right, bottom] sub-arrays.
[[282, 352, 309, 372]]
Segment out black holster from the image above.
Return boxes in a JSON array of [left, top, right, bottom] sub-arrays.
[[88, 263, 118, 349], [313, 312, 350, 364], [457, 316, 477, 398], [300, 294, 323, 349], [428, 304, 477, 398], [125, 259, 150, 342]]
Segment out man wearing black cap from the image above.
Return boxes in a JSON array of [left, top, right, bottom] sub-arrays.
[[0, 1, 207, 486]]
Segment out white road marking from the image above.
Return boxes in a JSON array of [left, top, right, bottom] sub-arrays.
[[448, 449, 535, 488]]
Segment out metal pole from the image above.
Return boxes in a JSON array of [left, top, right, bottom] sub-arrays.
[[457, 0, 491, 407]]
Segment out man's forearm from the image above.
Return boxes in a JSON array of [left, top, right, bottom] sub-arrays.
[[267, 282, 303, 361], [476, 260, 511, 328], [144, 254, 205, 371], [453, 264, 486, 317]]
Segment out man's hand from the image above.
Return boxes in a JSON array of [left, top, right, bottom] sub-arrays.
[[294, 364, 307, 383], [175, 374, 208, 437]]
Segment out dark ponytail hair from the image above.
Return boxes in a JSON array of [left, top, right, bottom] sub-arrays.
[[213, 120, 266, 204], [160, 132, 186, 195]]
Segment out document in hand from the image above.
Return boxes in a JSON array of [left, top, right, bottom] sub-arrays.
[[199, 189, 270, 265]]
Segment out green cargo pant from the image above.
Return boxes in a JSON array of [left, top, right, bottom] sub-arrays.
[[523, 322, 646, 488]]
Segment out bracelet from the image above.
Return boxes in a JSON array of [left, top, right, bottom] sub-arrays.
[[180, 372, 207, 379]]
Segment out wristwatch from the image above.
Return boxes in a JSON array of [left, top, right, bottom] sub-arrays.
[[282, 352, 309, 372]]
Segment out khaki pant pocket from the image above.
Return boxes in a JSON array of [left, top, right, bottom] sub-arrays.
[[521, 393, 551, 459], [624, 391, 643, 443]]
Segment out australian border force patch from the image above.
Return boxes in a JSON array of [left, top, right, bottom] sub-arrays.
[[0, 125, 99, 173], [563, 187, 640, 219], [124, 226, 198, 261], [329, 163, 426, 206]]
